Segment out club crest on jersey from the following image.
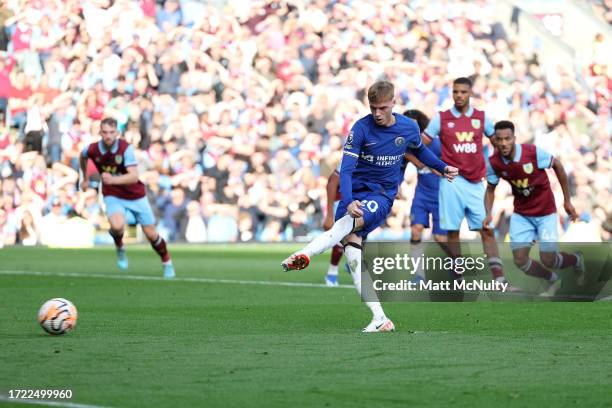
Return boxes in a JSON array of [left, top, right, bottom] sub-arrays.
[[345, 131, 354, 149], [395, 137, 405, 146], [471, 119, 481, 129], [115, 155, 123, 165], [523, 163, 533, 174], [448, 122, 455, 128]]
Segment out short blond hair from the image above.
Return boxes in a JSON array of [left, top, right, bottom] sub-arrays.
[[367, 81, 395, 103]]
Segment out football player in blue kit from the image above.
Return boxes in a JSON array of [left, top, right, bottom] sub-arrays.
[[282, 81, 458, 332]]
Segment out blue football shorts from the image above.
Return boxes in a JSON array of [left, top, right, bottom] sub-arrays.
[[438, 175, 486, 231], [103, 195, 156, 227], [335, 191, 394, 238], [509, 212, 559, 252], [410, 190, 447, 236]]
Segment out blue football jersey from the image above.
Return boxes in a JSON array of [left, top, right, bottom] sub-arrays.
[[339, 113, 422, 204]]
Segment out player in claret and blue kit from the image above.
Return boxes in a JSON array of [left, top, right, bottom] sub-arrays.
[[79, 117, 175, 278], [281, 81, 458, 332], [484, 120, 585, 296], [424, 77, 511, 286]]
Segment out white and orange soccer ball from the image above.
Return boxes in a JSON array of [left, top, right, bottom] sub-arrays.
[[38, 298, 78, 335]]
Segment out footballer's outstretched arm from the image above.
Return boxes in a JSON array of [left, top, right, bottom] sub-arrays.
[[483, 183, 497, 230], [404, 152, 424, 169], [404, 152, 443, 176], [404, 134, 443, 176], [410, 144, 457, 180], [552, 159, 578, 221]]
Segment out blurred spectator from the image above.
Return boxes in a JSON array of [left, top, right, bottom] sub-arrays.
[[237, 211, 255, 242], [185, 200, 207, 243], [156, 0, 182, 31], [0, 207, 16, 247], [588, 0, 612, 25], [17, 208, 39, 245], [0, 53, 16, 118], [156, 187, 189, 242], [23, 100, 46, 153], [75, 188, 103, 229], [39, 197, 66, 245], [207, 206, 239, 243]]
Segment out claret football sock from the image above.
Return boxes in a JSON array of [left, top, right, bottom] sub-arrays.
[[488, 256, 504, 279], [151, 235, 171, 263], [553, 252, 578, 269], [109, 229, 124, 249], [330, 245, 343, 268], [519, 258, 553, 280]]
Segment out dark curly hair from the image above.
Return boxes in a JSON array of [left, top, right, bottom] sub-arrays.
[[403, 109, 430, 133]]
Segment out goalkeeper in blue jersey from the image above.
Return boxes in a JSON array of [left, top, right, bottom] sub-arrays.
[[282, 81, 458, 332]]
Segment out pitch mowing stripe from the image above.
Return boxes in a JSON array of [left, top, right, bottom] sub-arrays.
[[0, 270, 355, 289], [0, 396, 110, 408]]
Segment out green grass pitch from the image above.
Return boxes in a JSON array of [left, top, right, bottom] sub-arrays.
[[1, 244, 611, 407]]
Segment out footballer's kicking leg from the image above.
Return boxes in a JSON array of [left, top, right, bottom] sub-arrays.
[[343, 234, 394, 333], [142, 224, 175, 279], [108, 213, 128, 270], [281, 214, 363, 271], [283, 198, 394, 332]]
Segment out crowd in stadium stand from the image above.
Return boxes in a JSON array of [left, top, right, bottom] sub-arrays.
[[0, 0, 610, 246], [588, 0, 612, 25]]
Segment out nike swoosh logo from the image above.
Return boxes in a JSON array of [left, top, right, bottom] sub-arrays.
[[375, 322, 385, 329], [365, 142, 377, 146]]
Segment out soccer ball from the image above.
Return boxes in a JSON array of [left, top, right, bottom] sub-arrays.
[[38, 298, 78, 335]]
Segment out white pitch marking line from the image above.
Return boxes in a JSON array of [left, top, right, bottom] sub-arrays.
[[1, 270, 609, 300], [0, 396, 110, 408], [597, 294, 612, 301], [0, 270, 355, 289]]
